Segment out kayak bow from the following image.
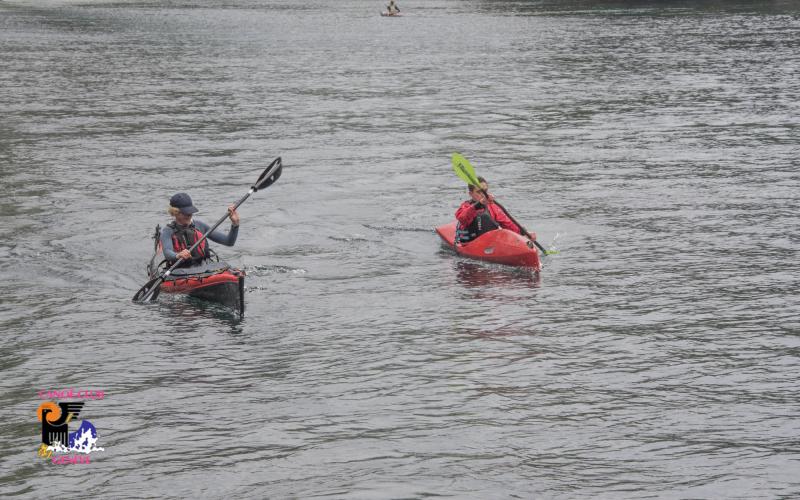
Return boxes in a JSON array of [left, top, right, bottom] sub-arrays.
[[157, 261, 245, 315]]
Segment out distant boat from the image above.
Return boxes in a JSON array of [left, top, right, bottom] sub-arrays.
[[381, 11, 401, 17]]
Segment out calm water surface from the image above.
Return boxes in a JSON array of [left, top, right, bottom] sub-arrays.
[[1, 0, 798, 497]]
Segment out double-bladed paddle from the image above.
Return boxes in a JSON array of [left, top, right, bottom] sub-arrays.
[[451, 153, 555, 256], [133, 157, 283, 304]]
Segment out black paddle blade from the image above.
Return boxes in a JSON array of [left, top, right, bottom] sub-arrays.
[[132, 276, 162, 303], [253, 157, 283, 192]]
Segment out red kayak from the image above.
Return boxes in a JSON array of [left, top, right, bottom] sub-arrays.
[[436, 221, 541, 270], [147, 225, 246, 314], [158, 263, 245, 315]]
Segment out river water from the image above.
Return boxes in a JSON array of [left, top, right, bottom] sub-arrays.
[[1, 0, 798, 497]]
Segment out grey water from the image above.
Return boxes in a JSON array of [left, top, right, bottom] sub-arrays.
[[1, 0, 799, 497]]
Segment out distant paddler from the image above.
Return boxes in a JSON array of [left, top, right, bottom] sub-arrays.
[[385, 0, 400, 15]]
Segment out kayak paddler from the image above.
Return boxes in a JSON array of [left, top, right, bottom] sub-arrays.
[[161, 192, 240, 267], [386, 0, 400, 14], [454, 177, 533, 244]]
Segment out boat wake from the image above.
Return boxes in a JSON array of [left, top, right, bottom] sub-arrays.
[[245, 264, 307, 276], [329, 234, 370, 243], [362, 224, 434, 233]]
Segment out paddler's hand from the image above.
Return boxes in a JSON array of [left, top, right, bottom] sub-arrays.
[[176, 249, 192, 260], [228, 205, 240, 227], [470, 191, 487, 206]]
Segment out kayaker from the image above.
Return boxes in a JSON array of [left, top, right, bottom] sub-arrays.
[[386, 0, 399, 14], [161, 192, 239, 266], [455, 177, 533, 243]]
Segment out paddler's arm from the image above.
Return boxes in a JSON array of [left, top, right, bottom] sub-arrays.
[[160, 225, 180, 261], [194, 207, 240, 247], [456, 190, 487, 226], [455, 201, 479, 226]]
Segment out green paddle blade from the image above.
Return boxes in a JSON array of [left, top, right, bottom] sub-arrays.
[[452, 153, 480, 187]]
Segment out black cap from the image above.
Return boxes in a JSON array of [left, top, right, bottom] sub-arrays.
[[169, 192, 198, 215]]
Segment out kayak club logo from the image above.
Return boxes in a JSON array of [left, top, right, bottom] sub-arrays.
[[36, 389, 105, 464]]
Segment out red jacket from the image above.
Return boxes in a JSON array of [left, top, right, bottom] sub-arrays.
[[455, 200, 522, 234]]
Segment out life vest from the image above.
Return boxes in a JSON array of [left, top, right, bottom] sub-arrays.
[[168, 221, 208, 264], [455, 209, 499, 244]]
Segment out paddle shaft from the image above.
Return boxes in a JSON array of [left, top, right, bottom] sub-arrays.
[[477, 187, 548, 255], [139, 188, 254, 301]]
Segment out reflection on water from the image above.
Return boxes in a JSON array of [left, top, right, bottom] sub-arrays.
[[156, 296, 244, 332], [455, 261, 541, 289]]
